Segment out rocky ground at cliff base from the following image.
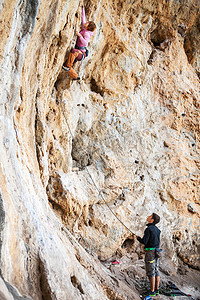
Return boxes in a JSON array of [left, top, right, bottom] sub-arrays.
[[101, 252, 200, 300]]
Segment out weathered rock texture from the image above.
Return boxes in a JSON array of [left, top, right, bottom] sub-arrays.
[[0, 0, 200, 299]]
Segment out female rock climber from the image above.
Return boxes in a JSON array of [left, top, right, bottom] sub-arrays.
[[62, 6, 96, 80]]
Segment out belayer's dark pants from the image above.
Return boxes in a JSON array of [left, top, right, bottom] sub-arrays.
[[145, 250, 160, 277]]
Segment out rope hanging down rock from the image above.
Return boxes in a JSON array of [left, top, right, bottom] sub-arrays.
[[58, 80, 135, 237]]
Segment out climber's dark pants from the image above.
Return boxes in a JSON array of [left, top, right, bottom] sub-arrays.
[[63, 49, 85, 79]]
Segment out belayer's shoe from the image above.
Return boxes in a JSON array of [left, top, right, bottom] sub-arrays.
[[62, 66, 70, 71], [144, 290, 156, 297], [143, 296, 152, 300], [155, 289, 159, 295]]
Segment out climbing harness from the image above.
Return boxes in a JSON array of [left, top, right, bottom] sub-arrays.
[[74, 49, 86, 62], [75, 46, 86, 50], [75, 46, 89, 57], [58, 75, 136, 237]]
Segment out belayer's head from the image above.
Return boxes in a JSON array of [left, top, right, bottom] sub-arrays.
[[85, 21, 96, 32], [147, 213, 160, 225]]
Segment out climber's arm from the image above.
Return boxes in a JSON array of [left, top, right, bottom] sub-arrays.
[[75, 31, 90, 47], [81, 6, 86, 25]]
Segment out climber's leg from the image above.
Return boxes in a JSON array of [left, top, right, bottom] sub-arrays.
[[63, 51, 77, 68], [63, 49, 83, 79], [67, 67, 79, 79]]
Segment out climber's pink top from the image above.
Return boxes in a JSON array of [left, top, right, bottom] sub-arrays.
[[76, 7, 94, 49]]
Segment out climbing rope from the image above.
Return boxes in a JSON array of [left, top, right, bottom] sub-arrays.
[[58, 77, 135, 237], [58, 2, 136, 238]]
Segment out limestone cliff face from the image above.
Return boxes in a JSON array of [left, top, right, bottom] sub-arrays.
[[0, 0, 199, 299]]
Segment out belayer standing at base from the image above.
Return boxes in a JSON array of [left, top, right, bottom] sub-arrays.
[[136, 213, 161, 298], [62, 6, 96, 80]]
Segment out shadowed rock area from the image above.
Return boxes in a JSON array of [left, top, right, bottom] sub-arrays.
[[0, 0, 199, 299]]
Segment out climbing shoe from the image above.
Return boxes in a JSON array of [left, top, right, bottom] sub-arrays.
[[62, 66, 70, 71], [144, 290, 156, 297], [155, 289, 159, 295], [73, 76, 81, 81]]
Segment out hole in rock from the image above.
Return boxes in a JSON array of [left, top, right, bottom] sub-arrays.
[[163, 141, 169, 148], [71, 275, 84, 294], [150, 24, 172, 47], [150, 31, 165, 46], [121, 238, 134, 250], [140, 175, 144, 181], [192, 240, 196, 246], [90, 78, 104, 97]]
